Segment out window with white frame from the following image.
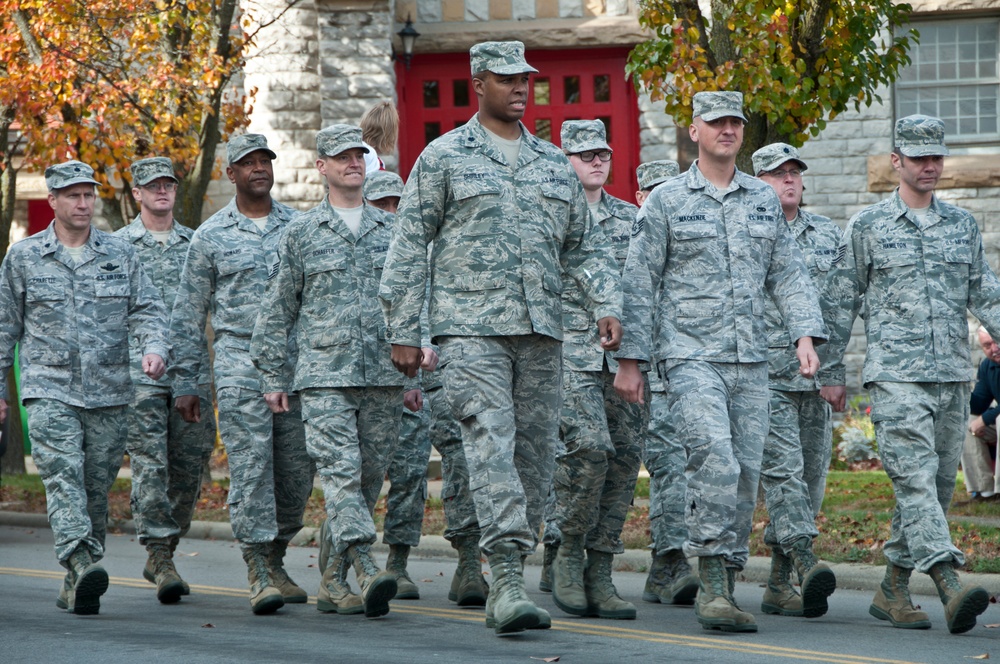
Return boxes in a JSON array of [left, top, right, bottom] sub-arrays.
[[895, 18, 999, 144]]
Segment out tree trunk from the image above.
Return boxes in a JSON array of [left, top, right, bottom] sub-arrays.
[[0, 102, 19, 260], [1, 368, 26, 476]]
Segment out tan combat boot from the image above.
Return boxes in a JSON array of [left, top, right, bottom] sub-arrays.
[[167, 536, 190, 595], [145, 539, 186, 604], [241, 543, 284, 615], [67, 546, 109, 615], [584, 550, 636, 619], [349, 544, 397, 618], [316, 550, 364, 615], [539, 543, 558, 593], [789, 536, 836, 618], [552, 533, 588, 616], [868, 563, 931, 629], [267, 540, 307, 603], [694, 556, 756, 633], [761, 548, 803, 616], [928, 561, 989, 634], [448, 534, 489, 606], [56, 571, 74, 610], [642, 549, 698, 605], [387, 544, 420, 600], [484, 542, 543, 634]]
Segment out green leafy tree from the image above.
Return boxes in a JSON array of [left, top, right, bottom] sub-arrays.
[[627, 0, 918, 170]]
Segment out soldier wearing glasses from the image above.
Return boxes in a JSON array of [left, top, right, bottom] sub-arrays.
[[545, 120, 648, 621], [115, 157, 218, 605], [752, 144, 842, 620]]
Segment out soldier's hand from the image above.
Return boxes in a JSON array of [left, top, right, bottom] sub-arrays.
[[391, 344, 422, 378], [420, 347, 439, 372], [142, 353, 167, 381], [970, 415, 989, 439], [614, 359, 645, 405], [795, 337, 819, 379], [174, 395, 201, 423], [264, 392, 290, 414], [403, 389, 423, 412], [0, 398, 7, 424], [598, 317, 622, 352], [819, 385, 847, 413]]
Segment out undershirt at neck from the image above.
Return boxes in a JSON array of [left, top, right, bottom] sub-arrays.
[[909, 205, 930, 224], [482, 125, 522, 168], [248, 216, 268, 232], [333, 205, 364, 238], [62, 243, 85, 265], [149, 229, 172, 245]]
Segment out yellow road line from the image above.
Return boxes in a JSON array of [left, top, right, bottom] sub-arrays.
[[1, 566, 920, 664]]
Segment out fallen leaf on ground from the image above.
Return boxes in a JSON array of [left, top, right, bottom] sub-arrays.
[[985, 624, 1000, 629], [964, 654, 989, 660], [529, 657, 560, 662], [202, 623, 214, 628]]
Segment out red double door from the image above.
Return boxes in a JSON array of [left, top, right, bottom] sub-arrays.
[[396, 47, 641, 203]]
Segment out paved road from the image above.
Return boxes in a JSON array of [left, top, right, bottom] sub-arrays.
[[1, 525, 998, 664]]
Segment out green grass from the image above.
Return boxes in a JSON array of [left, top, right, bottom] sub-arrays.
[[6, 468, 1000, 569]]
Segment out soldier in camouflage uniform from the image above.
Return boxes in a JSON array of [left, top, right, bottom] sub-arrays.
[[252, 125, 402, 619], [824, 115, 999, 634], [378, 41, 623, 635], [631, 160, 701, 608], [615, 91, 826, 634], [543, 119, 648, 620], [752, 144, 841, 619], [170, 135, 313, 615], [0, 160, 169, 615], [115, 157, 217, 605], [363, 169, 436, 601]]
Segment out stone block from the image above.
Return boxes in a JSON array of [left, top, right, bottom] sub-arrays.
[[465, 0, 489, 20], [349, 76, 394, 97], [490, 0, 512, 20], [559, 0, 583, 18], [512, 0, 535, 19], [416, 0, 441, 23]]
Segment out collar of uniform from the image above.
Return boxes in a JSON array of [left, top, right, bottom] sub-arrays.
[[35, 221, 108, 257], [888, 189, 946, 229], [600, 190, 638, 221], [685, 161, 747, 196], [219, 196, 284, 234], [462, 113, 540, 168]]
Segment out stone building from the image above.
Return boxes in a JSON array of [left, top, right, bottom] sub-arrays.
[[242, 0, 999, 394], [5, 0, 998, 394]]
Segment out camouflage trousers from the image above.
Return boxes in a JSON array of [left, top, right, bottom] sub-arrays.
[[26, 399, 127, 564], [439, 334, 561, 556], [215, 387, 313, 544], [869, 381, 966, 572], [646, 387, 689, 554], [547, 367, 648, 553], [761, 389, 830, 550], [426, 384, 480, 541], [383, 395, 432, 547], [665, 360, 769, 567], [300, 386, 402, 556], [126, 384, 216, 543]]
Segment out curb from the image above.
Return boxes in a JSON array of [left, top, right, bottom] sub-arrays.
[[4, 510, 999, 599]]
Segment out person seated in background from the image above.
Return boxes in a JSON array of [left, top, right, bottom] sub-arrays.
[[962, 326, 1000, 501]]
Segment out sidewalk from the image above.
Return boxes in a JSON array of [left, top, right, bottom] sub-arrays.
[[7, 460, 1000, 598]]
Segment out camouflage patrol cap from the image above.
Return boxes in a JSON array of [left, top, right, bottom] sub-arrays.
[[470, 41, 538, 76], [636, 160, 680, 191], [560, 119, 611, 154], [364, 170, 404, 201], [752, 143, 808, 176], [44, 160, 99, 192], [317, 124, 369, 158], [130, 157, 178, 187], [692, 91, 747, 122], [894, 114, 949, 157], [227, 133, 277, 165]]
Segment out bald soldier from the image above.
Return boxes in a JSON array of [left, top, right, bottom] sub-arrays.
[[615, 91, 825, 634], [379, 41, 622, 635]]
